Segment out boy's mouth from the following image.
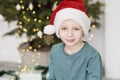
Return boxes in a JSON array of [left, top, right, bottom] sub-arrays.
[[66, 39, 75, 43]]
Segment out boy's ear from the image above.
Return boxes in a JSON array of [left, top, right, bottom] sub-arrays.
[[58, 30, 60, 37], [82, 30, 85, 36]]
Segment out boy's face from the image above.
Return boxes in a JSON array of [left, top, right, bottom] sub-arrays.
[[59, 19, 84, 47]]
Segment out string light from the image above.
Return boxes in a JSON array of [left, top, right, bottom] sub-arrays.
[[22, 67, 26, 71], [90, 34, 94, 38], [30, 68, 34, 74], [46, 16, 49, 19], [37, 56, 40, 59], [27, 8, 29, 11], [23, 16, 27, 20], [20, 0, 23, 4], [36, 28, 39, 31], [89, 16, 93, 20], [21, 49, 25, 53], [19, 21, 22, 25], [19, 74, 22, 79], [21, 5, 25, 9], [32, 55, 35, 58], [88, 33, 95, 41], [38, 45, 41, 48], [23, 39, 28, 43], [35, 63, 39, 66], [38, 53, 41, 56], [19, 25, 23, 28], [22, 11, 25, 14], [31, 35, 36, 39], [24, 65, 28, 69], [38, 19, 42, 23], [18, 65, 21, 68], [26, 49, 30, 52], [29, 46, 32, 50], [32, 11, 36, 14], [29, 38, 33, 41], [34, 49, 37, 52], [27, 18, 30, 22], [88, 37, 92, 41], [10, 78, 14, 80], [34, 18, 37, 21], [91, 25, 96, 29], [38, 4, 42, 7], [32, 59, 35, 62], [16, 33, 20, 37], [16, 71, 20, 76], [17, 44, 20, 48], [17, 30, 21, 33], [37, 53, 41, 59], [33, 28, 37, 32], [23, 28, 27, 32], [18, 60, 21, 64], [21, 69, 24, 72]]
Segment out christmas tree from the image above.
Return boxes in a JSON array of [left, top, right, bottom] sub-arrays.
[[0, 0, 103, 51]]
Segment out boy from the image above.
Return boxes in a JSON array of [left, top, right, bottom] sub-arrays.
[[44, 0, 102, 80]]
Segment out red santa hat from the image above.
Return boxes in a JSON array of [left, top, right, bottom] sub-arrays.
[[44, 0, 91, 39]]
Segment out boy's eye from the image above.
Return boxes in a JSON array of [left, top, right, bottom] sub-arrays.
[[74, 28, 80, 30], [61, 28, 67, 30]]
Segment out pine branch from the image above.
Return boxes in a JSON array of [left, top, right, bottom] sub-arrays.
[[0, 70, 19, 80], [3, 28, 19, 37]]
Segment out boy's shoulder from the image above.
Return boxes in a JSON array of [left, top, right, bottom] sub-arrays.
[[50, 42, 63, 54], [85, 42, 100, 56], [52, 42, 63, 48]]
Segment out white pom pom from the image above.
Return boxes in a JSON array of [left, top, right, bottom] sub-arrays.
[[43, 25, 56, 35]]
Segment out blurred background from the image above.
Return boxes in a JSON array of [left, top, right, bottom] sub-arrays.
[[0, 0, 120, 80]]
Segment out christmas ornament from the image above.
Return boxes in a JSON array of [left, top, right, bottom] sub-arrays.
[[0, 14, 4, 20], [16, 4, 21, 10], [29, 2, 33, 10], [52, 1, 58, 11], [37, 31, 43, 38]]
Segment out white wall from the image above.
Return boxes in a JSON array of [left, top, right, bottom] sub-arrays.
[[105, 0, 120, 79], [0, 18, 27, 62], [88, 21, 105, 64]]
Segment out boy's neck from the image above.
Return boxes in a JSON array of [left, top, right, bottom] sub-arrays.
[[64, 41, 84, 55]]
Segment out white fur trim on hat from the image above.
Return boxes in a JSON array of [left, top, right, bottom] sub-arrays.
[[54, 8, 91, 38], [43, 25, 56, 35]]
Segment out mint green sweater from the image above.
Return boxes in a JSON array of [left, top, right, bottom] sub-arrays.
[[47, 42, 102, 80]]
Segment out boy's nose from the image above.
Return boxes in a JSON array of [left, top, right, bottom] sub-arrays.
[[67, 30, 73, 37]]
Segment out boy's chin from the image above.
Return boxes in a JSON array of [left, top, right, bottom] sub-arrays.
[[64, 42, 76, 46]]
